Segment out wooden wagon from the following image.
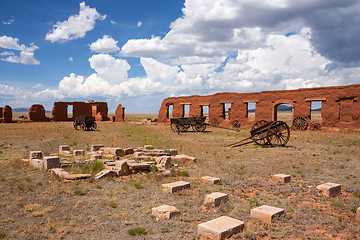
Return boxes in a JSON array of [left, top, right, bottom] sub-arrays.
[[228, 120, 290, 147], [73, 116, 97, 131], [170, 116, 208, 133]]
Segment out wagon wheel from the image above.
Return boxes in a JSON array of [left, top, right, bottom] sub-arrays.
[[309, 122, 321, 131], [73, 121, 78, 130], [80, 123, 86, 131], [192, 122, 206, 132], [292, 116, 308, 130], [232, 120, 241, 129], [266, 121, 290, 147], [183, 125, 190, 131], [211, 118, 219, 126], [177, 122, 186, 132], [91, 122, 97, 130], [251, 120, 268, 145], [170, 123, 178, 133]]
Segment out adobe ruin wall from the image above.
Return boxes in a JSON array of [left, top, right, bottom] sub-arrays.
[[158, 84, 360, 130]]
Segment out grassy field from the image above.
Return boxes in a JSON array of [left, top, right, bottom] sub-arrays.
[[0, 114, 359, 239]]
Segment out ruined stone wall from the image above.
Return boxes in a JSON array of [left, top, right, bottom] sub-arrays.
[[0, 105, 13, 123], [29, 104, 48, 121], [114, 104, 125, 122], [158, 84, 360, 129], [52, 101, 108, 121]]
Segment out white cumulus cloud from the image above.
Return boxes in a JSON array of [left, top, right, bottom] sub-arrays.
[[89, 35, 120, 53], [0, 35, 39, 65], [45, 1, 106, 43], [137, 21, 142, 27]]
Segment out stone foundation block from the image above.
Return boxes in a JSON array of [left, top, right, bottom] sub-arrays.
[[316, 182, 341, 198], [173, 154, 196, 162], [169, 149, 178, 156], [201, 176, 220, 184], [91, 154, 102, 161], [198, 216, 244, 240], [43, 156, 60, 170], [29, 151, 42, 160], [115, 160, 130, 176], [162, 181, 190, 193], [123, 148, 134, 155], [355, 207, 360, 223], [73, 150, 85, 156], [204, 192, 228, 207], [59, 145, 70, 154], [92, 144, 104, 152], [250, 205, 285, 223], [152, 205, 180, 219], [31, 159, 44, 168], [273, 174, 291, 183]]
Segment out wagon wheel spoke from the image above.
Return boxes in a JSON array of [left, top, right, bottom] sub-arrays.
[[292, 116, 308, 131], [267, 121, 290, 147], [251, 120, 269, 145]]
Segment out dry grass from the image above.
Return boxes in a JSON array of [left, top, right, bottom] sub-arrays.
[[0, 114, 359, 239]]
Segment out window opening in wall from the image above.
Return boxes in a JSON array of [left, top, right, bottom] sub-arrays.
[[183, 104, 190, 117], [223, 103, 232, 120], [311, 101, 322, 122], [247, 102, 256, 120], [201, 105, 209, 122], [67, 105, 73, 119], [167, 104, 173, 119], [275, 104, 293, 125]]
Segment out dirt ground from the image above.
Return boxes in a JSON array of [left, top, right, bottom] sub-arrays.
[[0, 114, 359, 239]]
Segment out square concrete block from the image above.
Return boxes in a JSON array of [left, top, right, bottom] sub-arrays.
[[43, 156, 60, 170], [31, 159, 44, 168], [273, 174, 291, 183], [205, 192, 228, 207], [59, 145, 70, 154], [198, 216, 244, 240], [123, 148, 134, 155], [355, 207, 360, 223], [73, 150, 85, 156], [201, 176, 220, 184], [250, 205, 285, 223], [91, 154, 102, 161], [161, 181, 190, 193], [29, 151, 42, 160], [152, 205, 180, 219], [316, 182, 341, 198], [92, 144, 104, 152]]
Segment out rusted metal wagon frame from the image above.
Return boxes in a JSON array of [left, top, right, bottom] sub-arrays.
[[73, 116, 97, 131], [170, 116, 208, 133], [228, 120, 290, 148]]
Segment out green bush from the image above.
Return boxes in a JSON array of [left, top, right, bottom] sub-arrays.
[[134, 182, 141, 189], [91, 161, 104, 171], [75, 190, 85, 196], [178, 171, 189, 177], [128, 227, 147, 236]]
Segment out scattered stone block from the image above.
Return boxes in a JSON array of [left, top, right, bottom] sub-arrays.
[[133, 152, 144, 158], [59, 145, 70, 154], [94, 169, 119, 179], [204, 192, 228, 207], [43, 156, 60, 170], [355, 207, 360, 223], [105, 161, 116, 166], [169, 149, 178, 156], [115, 160, 130, 176], [162, 181, 190, 193], [50, 168, 91, 180], [173, 154, 196, 162], [102, 147, 123, 156], [127, 161, 151, 171], [60, 160, 72, 167], [250, 205, 285, 223], [91, 154, 102, 161], [31, 159, 44, 168], [73, 150, 85, 156], [273, 174, 291, 183], [152, 205, 180, 219], [155, 156, 172, 171], [29, 151, 42, 160], [201, 176, 220, 184], [198, 216, 244, 240], [123, 148, 134, 155], [316, 182, 341, 198], [92, 144, 104, 152]]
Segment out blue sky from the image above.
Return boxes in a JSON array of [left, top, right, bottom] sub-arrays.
[[1, 0, 360, 113]]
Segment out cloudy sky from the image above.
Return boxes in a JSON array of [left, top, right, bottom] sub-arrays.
[[1, 0, 360, 113]]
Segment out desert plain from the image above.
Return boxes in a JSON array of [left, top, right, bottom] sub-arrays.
[[0, 112, 359, 239]]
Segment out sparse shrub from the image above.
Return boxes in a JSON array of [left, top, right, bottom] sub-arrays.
[[353, 192, 360, 198], [249, 199, 259, 207], [109, 202, 117, 208], [339, 164, 345, 169], [97, 185, 102, 189], [86, 145, 90, 151], [25, 177, 31, 181], [351, 206, 357, 213], [37, 182, 42, 186], [0, 178, 5, 181], [145, 146, 154, 150], [0, 231, 6, 238], [178, 171, 189, 177], [292, 165, 299, 168], [240, 165, 245, 170], [75, 190, 85, 196], [217, 180, 223, 185], [150, 165, 157, 173], [128, 227, 147, 236], [24, 145, 29, 149], [164, 149, 170, 153], [91, 161, 104, 172], [17, 186, 24, 190], [134, 182, 141, 189], [88, 177, 95, 183]]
